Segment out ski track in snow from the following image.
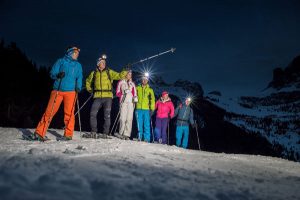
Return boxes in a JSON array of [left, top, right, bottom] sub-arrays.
[[0, 128, 300, 200]]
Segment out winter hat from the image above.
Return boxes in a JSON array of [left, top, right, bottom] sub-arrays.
[[97, 54, 107, 65], [66, 46, 80, 56], [142, 76, 149, 81], [162, 91, 168, 96]]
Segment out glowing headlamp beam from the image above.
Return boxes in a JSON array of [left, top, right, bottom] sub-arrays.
[[101, 54, 107, 59]]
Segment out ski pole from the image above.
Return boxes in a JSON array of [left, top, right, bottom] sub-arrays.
[[150, 115, 154, 143], [64, 91, 78, 134], [76, 92, 82, 136], [109, 92, 127, 136], [167, 118, 170, 145], [110, 110, 120, 136], [114, 116, 121, 136], [125, 48, 176, 68], [42, 77, 63, 135], [135, 111, 140, 140], [74, 93, 93, 116], [195, 120, 201, 150]]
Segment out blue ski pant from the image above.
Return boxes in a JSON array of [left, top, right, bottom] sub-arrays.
[[176, 126, 189, 149], [155, 117, 169, 144], [136, 109, 151, 142]]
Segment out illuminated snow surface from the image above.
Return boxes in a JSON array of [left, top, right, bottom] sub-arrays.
[[0, 128, 299, 200]]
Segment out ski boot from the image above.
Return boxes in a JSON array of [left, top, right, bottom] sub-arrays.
[[82, 132, 95, 138], [123, 136, 130, 140], [98, 133, 112, 139], [23, 132, 49, 142], [114, 133, 124, 139], [57, 136, 72, 141]]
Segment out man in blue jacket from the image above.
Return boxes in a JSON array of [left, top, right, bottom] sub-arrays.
[[173, 97, 195, 148], [32, 46, 82, 141]]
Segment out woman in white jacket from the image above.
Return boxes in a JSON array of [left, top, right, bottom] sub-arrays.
[[115, 70, 138, 139]]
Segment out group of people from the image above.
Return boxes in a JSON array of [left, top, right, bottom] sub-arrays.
[[27, 46, 197, 149]]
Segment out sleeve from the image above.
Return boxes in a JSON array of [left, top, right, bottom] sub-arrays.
[[109, 68, 128, 81], [189, 108, 195, 125], [174, 106, 179, 118], [132, 82, 137, 96], [85, 71, 95, 93], [169, 102, 175, 118], [116, 80, 123, 98], [150, 89, 156, 111], [76, 63, 83, 90], [49, 59, 62, 80], [155, 101, 159, 110]]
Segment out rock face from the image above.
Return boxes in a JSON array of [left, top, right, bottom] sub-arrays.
[[268, 55, 300, 89], [205, 54, 300, 161]]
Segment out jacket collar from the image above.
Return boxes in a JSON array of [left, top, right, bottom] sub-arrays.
[[160, 97, 171, 103], [64, 55, 77, 62]]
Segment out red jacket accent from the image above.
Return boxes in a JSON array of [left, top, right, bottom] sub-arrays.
[[116, 80, 137, 102]]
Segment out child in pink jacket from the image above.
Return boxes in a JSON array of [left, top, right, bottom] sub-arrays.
[[154, 91, 174, 144]]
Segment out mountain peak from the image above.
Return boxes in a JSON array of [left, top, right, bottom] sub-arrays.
[[268, 55, 300, 89]]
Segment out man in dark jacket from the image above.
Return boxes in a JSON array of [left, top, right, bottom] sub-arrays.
[[173, 97, 195, 148]]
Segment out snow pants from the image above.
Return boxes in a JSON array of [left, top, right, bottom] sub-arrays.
[[119, 102, 134, 137], [154, 117, 169, 144], [90, 98, 112, 134], [176, 126, 189, 149], [35, 90, 76, 138], [135, 109, 151, 142]]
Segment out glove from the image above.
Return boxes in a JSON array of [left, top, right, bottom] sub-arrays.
[[75, 88, 81, 93], [124, 89, 130, 94], [133, 96, 138, 103], [56, 72, 65, 79], [192, 123, 197, 129]]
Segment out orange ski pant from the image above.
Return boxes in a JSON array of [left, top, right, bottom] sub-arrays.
[[35, 90, 76, 138]]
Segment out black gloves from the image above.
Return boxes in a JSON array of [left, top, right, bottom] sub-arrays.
[[192, 123, 197, 129], [75, 88, 81, 93], [56, 72, 65, 79]]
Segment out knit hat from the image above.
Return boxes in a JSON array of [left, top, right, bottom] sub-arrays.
[[142, 76, 149, 81], [162, 91, 168, 96], [97, 54, 107, 65], [66, 46, 80, 56]]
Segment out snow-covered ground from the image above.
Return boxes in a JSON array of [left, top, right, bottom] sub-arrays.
[[0, 127, 300, 200]]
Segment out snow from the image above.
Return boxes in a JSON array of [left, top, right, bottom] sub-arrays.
[[206, 86, 300, 161], [0, 127, 300, 200]]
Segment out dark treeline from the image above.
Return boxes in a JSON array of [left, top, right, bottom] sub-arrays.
[[0, 40, 52, 128]]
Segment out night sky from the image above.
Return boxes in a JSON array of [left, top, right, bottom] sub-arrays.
[[1, 0, 300, 96]]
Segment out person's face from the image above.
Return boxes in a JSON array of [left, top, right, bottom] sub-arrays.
[[162, 94, 168, 100], [185, 99, 191, 106], [98, 59, 106, 70], [126, 72, 132, 80], [142, 78, 148, 85], [71, 50, 80, 60]]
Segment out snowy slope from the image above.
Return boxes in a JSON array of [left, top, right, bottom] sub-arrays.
[[206, 86, 300, 161], [0, 127, 300, 200]]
